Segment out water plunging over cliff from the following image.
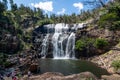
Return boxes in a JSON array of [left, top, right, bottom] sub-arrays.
[[41, 34, 49, 58], [52, 24, 75, 59], [39, 23, 84, 59]]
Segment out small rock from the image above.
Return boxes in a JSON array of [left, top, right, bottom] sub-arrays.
[[107, 67, 115, 74]]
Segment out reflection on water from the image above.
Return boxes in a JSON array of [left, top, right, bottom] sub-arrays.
[[39, 59, 110, 78]]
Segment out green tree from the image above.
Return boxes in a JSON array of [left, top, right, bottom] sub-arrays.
[[0, 1, 6, 14], [37, 8, 44, 19], [11, 3, 17, 11], [98, 2, 120, 30], [9, 0, 17, 11], [3, 0, 8, 10], [50, 14, 56, 23]]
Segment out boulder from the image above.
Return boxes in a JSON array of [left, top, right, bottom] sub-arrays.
[[26, 72, 98, 80]]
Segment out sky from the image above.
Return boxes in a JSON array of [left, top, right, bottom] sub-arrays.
[[7, 0, 109, 15]]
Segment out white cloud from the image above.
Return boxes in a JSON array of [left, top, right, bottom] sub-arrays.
[[31, 1, 53, 12], [57, 8, 66, 15], [73, 2, 83, 11]]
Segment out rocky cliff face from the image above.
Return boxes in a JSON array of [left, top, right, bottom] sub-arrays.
[[31, 23, 120, 58], [0, 34, 20, 51], [75, 24, 120, 58]]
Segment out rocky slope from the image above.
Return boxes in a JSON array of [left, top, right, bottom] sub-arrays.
[[75, 21, 120, 77], [90, 43, 120, 74]]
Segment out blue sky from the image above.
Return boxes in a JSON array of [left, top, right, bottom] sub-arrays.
[[8, 0, 109, 15]]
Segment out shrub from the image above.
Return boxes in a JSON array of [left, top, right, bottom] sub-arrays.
[[3, 61, 11, 67], [110, 21, 120, 30], [76, 39, 86, 51], [94, 38, 109, 49], [76, 38, 94, 51], [111, 60, 120, 71]]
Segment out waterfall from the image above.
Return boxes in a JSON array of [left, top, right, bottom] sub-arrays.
[[40, 24, 52, 58], [41, 34, 49, 58], [65, 32, 75, 58], [39, 23, 84, 59], [52, 23, 69, 59]]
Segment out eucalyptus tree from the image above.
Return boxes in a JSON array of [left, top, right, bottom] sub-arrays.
[[0, 1, 5, 14], [9, 0, 17, 11], [2, 0, 7, 10]]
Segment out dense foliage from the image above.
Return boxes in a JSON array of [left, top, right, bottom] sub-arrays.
[[98, 0, 120, 30]]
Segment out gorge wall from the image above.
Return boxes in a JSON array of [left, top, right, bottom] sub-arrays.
[[32, 22, 120, 59]]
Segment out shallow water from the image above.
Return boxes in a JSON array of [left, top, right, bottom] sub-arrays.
[[39, 59, 110, 78]]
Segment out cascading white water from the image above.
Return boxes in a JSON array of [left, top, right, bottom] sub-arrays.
[[52, 24, 69, 59], [41, 34, 49, 58], [52, 23, 76, 59], [40, 23, 84, 59], [65, 32, 75, 58]]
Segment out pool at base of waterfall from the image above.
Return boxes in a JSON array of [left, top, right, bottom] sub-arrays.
[[38, 59, 110, 78]]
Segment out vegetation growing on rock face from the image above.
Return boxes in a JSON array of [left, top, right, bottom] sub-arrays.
[[94, 38, 109, 49], [75, 38, 95, 51], [75, 37, 109, 57]]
